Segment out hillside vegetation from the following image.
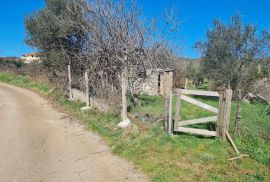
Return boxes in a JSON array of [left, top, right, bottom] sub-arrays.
[[1, 71, 269, 182]]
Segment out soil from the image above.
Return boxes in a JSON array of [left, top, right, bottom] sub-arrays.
[[0, 82, 148, 182]]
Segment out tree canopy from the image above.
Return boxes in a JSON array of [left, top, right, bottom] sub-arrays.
[[25, 0, 90, 79], [195, 14, 267, 91]]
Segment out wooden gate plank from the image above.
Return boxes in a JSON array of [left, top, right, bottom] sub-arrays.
[[181, 95, 218, 113], [222, 89, 233, 141], [178, 116, 217, 126], [178, 127, 217, 137], [216, 91, 225, 136], [180, 89, 219, 97]]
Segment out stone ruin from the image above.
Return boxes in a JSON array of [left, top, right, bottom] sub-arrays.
[[139, 68, 174, 96]]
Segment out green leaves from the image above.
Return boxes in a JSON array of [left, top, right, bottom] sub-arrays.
[[25, 0, 89, 72], [195, 14, 266, 91]]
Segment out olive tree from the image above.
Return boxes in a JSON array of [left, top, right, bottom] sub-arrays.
[[25, 0, 90, 86], [195, 14, 267, 135]]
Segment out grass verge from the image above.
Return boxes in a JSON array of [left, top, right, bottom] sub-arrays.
[[0, 71, 270, 182]]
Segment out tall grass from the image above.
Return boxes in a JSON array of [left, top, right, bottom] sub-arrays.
[[0, 72, 50, 93], [133, 94, 270, 167]]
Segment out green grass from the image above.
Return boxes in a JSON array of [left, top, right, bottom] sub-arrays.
[[186, 80, 212, 90], [0, 71, 50, 93], [231, 102, 270, 166], [1, 71, 270, 182], [133, 94, 270, 165], [132, 94, 217, 120]]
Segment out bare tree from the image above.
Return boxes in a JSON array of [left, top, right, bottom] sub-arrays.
[[25, 0, 181, 127], [81, 0, 179, 126]]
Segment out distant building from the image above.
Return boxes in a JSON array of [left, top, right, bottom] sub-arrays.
[[21, 53, 42, 64]]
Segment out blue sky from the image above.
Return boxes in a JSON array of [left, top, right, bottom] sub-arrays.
[[0, 0, 269, 58]]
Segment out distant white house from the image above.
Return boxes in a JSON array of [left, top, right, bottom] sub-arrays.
[[21, 53, 42, 64]]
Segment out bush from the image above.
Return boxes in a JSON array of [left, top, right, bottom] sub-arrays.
[[0, 57, 25, 69]]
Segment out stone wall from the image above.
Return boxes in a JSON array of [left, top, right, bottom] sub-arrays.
[[140, 70, 159, 95], [91, 97, 121, 112], [71, 88, 120, 112], [71, 89, 85, 102]]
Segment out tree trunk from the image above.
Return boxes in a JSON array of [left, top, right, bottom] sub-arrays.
[[184, 78, 188, 90], [267, 65, 270, 77], [228, 81, 231, 90], [234, 88, 242, 135]]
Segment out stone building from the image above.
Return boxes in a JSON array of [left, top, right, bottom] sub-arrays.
[[140, 68, 174, 96]]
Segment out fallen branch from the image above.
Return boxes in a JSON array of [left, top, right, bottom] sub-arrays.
[[127, 113, 148, 132], [226, 131, 249, 161], [226, 131, 240, 155], [228, 154, 249, 161], [154, 117, 163, 122]]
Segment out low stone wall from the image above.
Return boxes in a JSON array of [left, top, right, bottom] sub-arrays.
[[71, 89, 85, 102], [71, 88, 119, 112], [91, 97, 121, 113]]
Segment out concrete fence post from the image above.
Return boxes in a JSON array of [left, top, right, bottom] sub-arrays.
[[117, 58, 130, 128], [81, 71, 91, 111], [68, 65, 73, 100]]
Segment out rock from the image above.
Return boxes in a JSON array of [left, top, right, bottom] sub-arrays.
[[243, 92, 257, 103], [251, 78, 270, 103], [243, 92, 269, 104], [134, 113, 160, 123], [256, 95, 269, 104], [117, 119, 131, 128]]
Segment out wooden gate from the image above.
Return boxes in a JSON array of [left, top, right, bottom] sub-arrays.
[[165, 89, 232, 140]]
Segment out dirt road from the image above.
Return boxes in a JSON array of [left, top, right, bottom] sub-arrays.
[[0, 82, 147, 182]]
